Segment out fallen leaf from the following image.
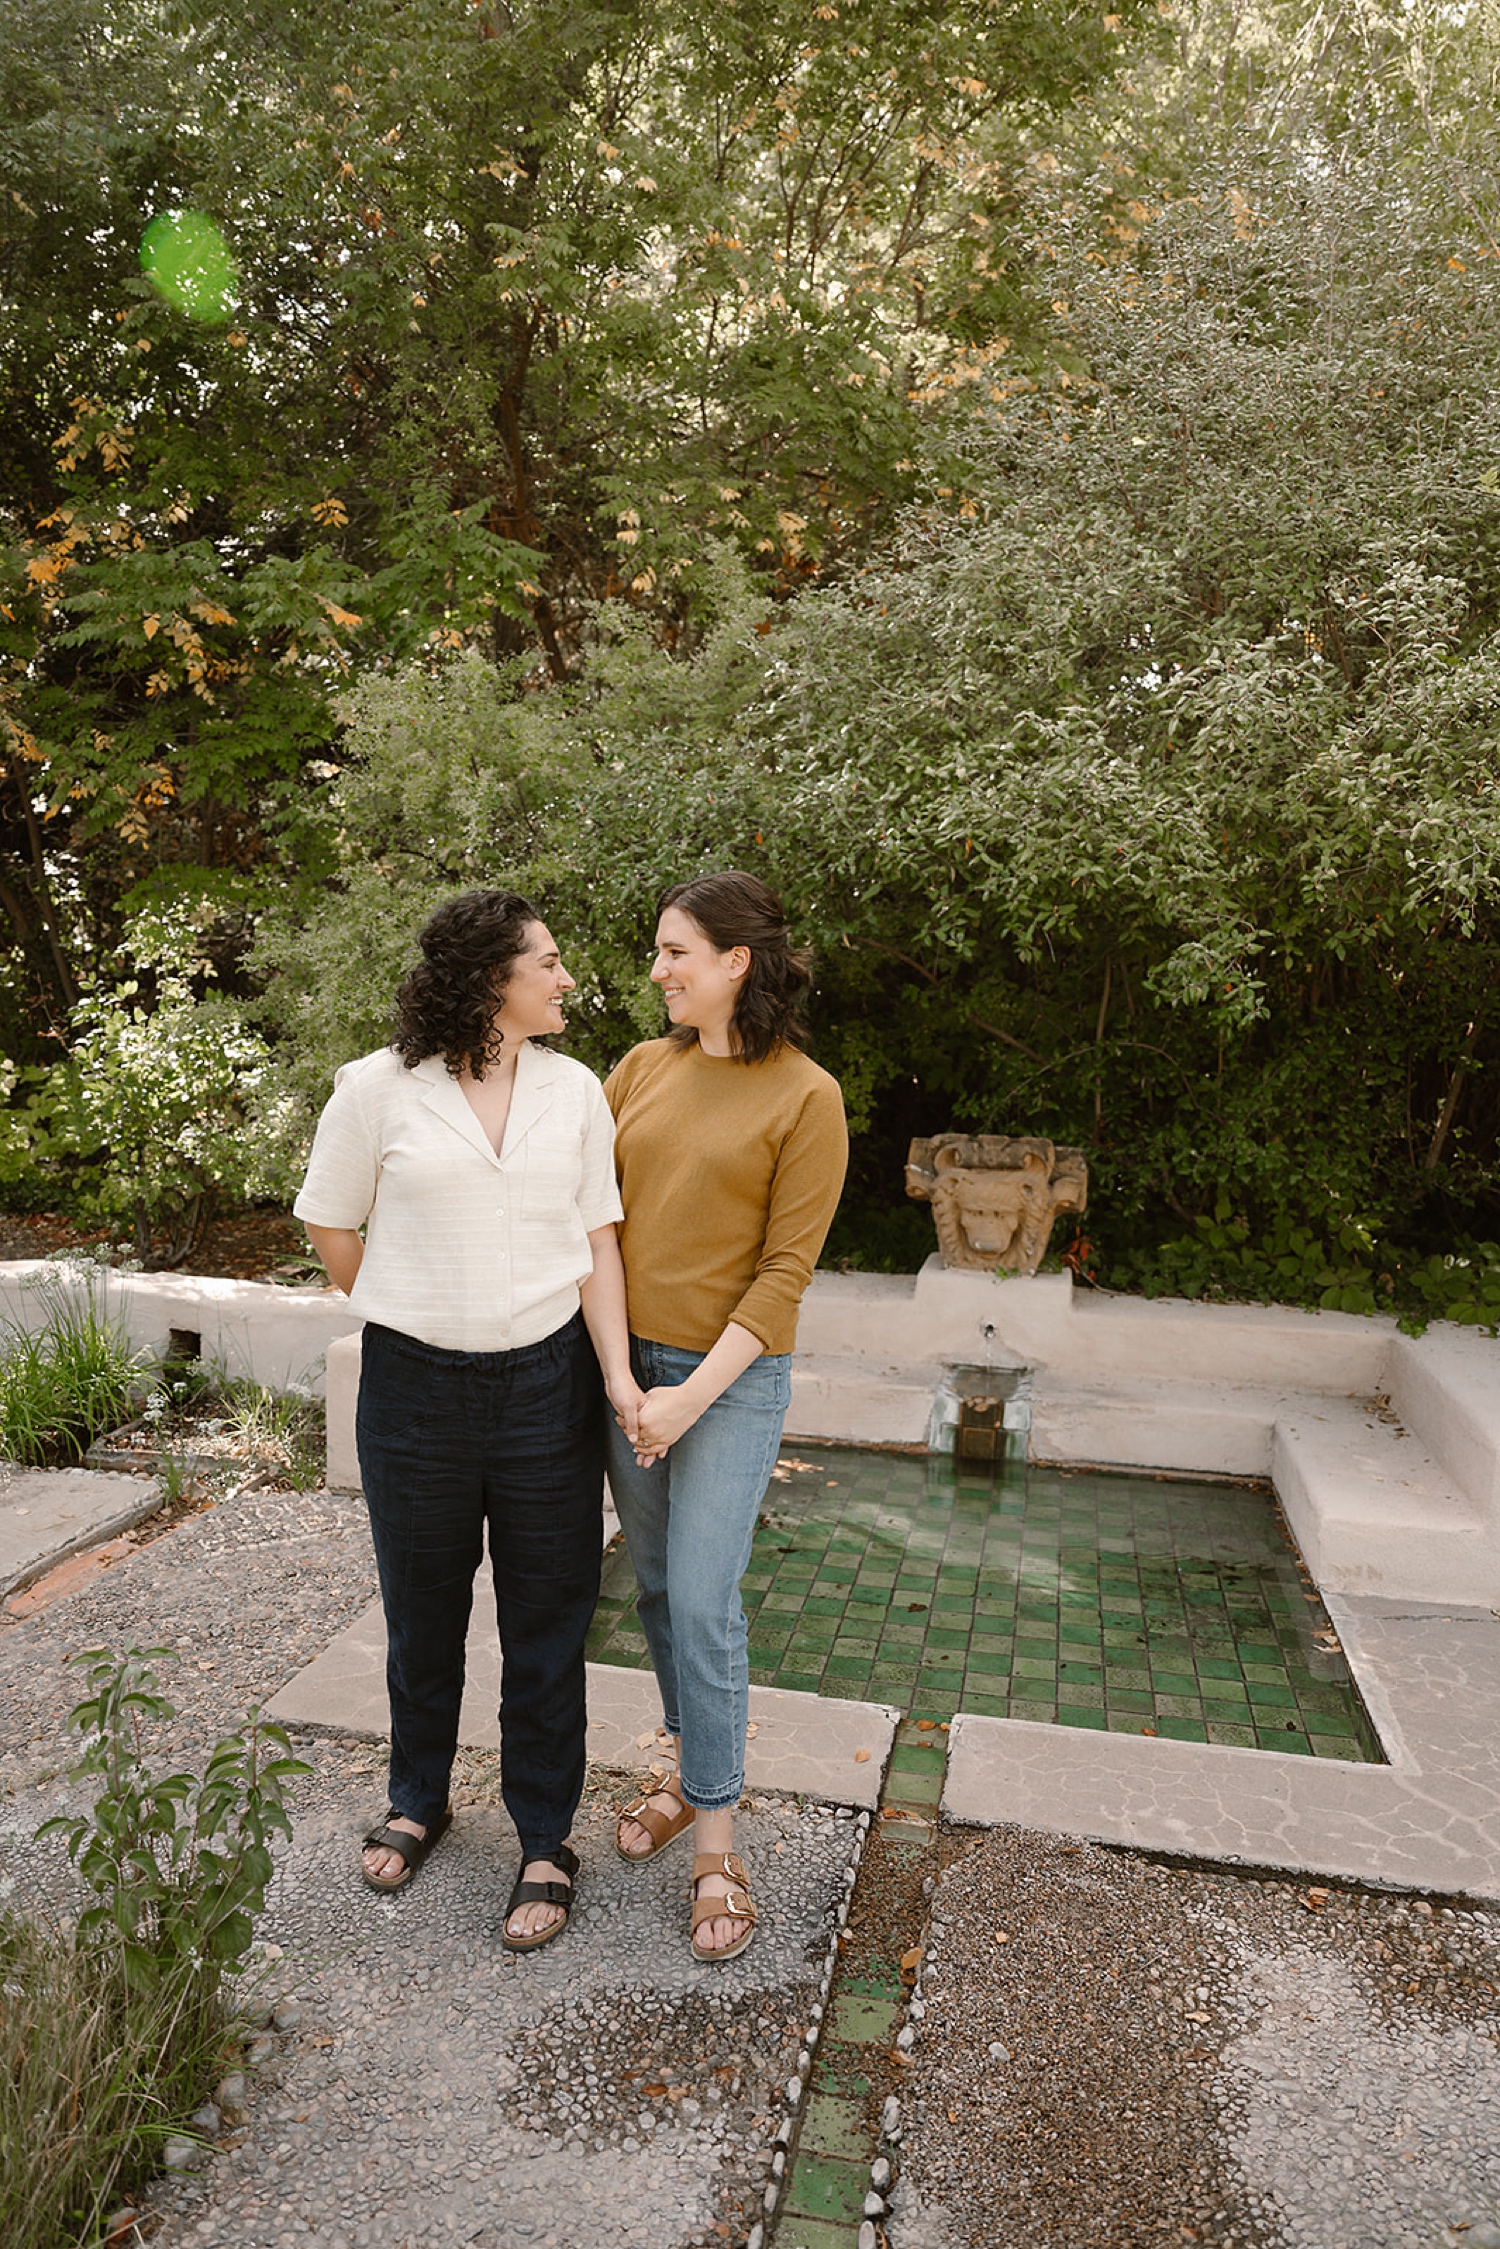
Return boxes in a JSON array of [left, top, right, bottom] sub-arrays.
[[644, 2082, 669, 2097], [994, 1931, 1012, 1944], [888, 2048, 914, 2066], [901, 1945, 925, 1973], [917, 1718, 935, 1731], [1141, 1726, 1158, 1736], [746, 1721, 760, 1739], [854, 1748, 872, 1763], [1185, 2011, 1209, 2023]]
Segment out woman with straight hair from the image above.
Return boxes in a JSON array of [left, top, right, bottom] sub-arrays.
[[295, 890, 638, 1951], [604, 870, 847, 1960]]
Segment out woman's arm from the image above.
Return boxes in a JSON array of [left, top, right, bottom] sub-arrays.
[[579, 1223, 644, 1442], [305, 1223, 365, 1297]]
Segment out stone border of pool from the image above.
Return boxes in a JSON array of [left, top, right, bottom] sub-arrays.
[[943, 1588, 1500, 1899]]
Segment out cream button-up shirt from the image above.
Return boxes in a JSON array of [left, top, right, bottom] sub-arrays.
[[293, 1042, 623, 1352]]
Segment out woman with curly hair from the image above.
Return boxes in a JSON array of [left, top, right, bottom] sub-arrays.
[[605, 871, 847, 1961], [295, 891, 639, 1951]]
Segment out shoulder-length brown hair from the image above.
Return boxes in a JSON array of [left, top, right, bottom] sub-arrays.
[[392, 889, 540, 1078], [660, 870, 813, 1065]]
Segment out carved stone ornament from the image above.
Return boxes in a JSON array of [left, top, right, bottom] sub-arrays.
[[904, 1134, 1089, 1275]]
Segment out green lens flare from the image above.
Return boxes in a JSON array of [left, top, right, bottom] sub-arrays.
[[140, 210, 236, 323]]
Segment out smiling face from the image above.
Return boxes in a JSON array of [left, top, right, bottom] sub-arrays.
[[651, 904, 750, 1054], [494, 922, 576, 1042]]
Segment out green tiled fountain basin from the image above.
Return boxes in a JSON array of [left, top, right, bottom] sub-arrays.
[[585, 1445, 1383, 1762]]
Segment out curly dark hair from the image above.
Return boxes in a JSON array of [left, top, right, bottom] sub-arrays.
[[659, 870, 813, 1066], [391, 890, 542, 1078]]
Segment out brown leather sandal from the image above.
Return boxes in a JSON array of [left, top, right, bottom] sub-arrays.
[[615, 1779, 695, 1862], [689, 1850, 758, 1963]]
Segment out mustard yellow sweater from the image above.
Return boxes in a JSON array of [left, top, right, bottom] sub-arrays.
[[604, 1037, 848, 1356]]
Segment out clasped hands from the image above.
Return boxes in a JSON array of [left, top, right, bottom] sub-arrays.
[[606, 1372, 700, 1467]]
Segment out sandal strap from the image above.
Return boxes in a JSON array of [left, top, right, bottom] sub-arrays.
[[507, 1877, 573, 1910], [362, 1823, 423, 1869], [619, 1787, 693, 1849], [361, 1805, 453, 1869], [689, 1851, 758, 1934], [506, 1844, 578, 1916]]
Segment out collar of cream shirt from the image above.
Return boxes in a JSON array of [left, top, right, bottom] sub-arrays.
[[410, 1039, 563, 1169]]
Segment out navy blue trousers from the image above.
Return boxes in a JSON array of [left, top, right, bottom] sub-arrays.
[[356, 1313, 604, 1859]]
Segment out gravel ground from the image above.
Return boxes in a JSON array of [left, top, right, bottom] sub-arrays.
[[0, 1478, 376, 1793], [0, 1474, 856, 2249], [893, 1826, 1500, 2249]]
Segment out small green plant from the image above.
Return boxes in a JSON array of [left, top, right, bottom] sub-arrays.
[[1, 1649, 307, 2247], [0, 1258, 145, 1465], [219, 1378, 325, 1491]]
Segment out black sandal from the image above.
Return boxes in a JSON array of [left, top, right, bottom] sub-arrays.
[[502, 1843, 579, 1952], [360, 1805, 453, 1893]]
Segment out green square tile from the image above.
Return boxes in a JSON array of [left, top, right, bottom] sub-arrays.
[[1267, 1731, 1312, 1755], [961, 1692, 1010, 1715], [776, 1670, 824, 1694], [1057, 1705, 1109, 1731], [829, 1992, 900, 2042], [1207, 1720, 1257, 1746], [1247, 1681, 1297, 1708], [797, 2094, 870, 2161], [1201, 1694, 1251, 1722], [1058, 1661, 1103, 1685], [1149, 1669, 1198, 1695], [927, 1627, 970, 1650], [1302, 1708, 1357, 1739], [824, 1655, 873, 1680], [804, 1596, 846, 1618], [1156, 1714, 1209, 1743], [1197, 1656, 1243, 1681], [888, 1743, 943, 1773], [1106, 1687, 1153, 1713], [1012, 1655, 1056, 1679], [887, 1765, 944, 1807], [1009, 1677, 1056, 1702], [965, 1649, 1012, 1677], [1056, 1680, 1105, 1708]]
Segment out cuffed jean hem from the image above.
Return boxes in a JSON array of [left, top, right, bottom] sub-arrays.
[[605, 1335, 790, 1812]]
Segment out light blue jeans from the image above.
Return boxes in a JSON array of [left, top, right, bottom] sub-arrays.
[[605, 1337, 791, 1811]]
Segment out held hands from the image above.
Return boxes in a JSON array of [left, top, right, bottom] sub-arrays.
[[630, 1381, 707, 1465], [604, 1370, 678, 1468]]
